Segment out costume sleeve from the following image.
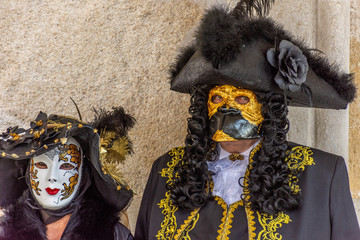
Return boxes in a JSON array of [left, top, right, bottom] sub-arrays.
[[134, 158, 161, 240], [330, 157, 360, 240]]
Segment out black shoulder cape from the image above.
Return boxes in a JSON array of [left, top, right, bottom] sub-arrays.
[[0, 187, 133, 240]]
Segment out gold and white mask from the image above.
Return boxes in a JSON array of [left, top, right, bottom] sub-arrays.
[[29, 137, 83, 210], [207, 85, 264, 141]]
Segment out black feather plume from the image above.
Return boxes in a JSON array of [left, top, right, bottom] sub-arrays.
[[91, 107, 135, 138], [233, 0, 276, 18]]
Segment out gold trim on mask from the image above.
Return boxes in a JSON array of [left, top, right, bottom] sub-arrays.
[[207, 85, 263, 125], [59, 143, 82, 200], [61, 174, 79, 200], [212, 130, 237, 142], [30, 158, 41, 196]]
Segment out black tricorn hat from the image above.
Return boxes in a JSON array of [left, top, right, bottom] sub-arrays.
[[0, 107, 135, 211], [170, 0, 356, 109]]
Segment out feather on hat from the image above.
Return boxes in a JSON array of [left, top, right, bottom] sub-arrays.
[[0, 107, 135, 211], [170, 0, 356, 109]]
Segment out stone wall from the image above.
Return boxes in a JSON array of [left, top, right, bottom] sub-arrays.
[[350, 0, 360, 225], [1, 0, 358, 231]]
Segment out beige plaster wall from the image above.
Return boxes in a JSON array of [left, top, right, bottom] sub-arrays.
[[350, 0, 360, 224], [1, 0, 358, 230]]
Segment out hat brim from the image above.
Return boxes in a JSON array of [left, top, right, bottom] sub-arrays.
[[171, 45, 348, 109]]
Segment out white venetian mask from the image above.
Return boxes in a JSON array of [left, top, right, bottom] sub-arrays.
[[29, 137, 83, 210]]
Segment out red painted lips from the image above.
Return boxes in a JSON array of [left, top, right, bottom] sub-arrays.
[[45, 188, 60, 195]]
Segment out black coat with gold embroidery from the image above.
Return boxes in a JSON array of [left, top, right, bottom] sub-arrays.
[[135, 143, 360, 240]]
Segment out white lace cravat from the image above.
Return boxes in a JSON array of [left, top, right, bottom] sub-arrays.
[[207, 140, 260, 205]]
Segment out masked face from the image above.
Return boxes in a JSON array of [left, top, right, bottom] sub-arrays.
[[29, 137, 83, 210], [208, 85, 263, 141]]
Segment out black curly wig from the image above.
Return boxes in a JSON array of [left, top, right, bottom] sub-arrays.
[[169, 85, 301, 215], [243, 92, 301, 214]]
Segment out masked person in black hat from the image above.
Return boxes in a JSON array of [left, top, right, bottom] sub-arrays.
[[0, 107, 135, 240], [135, 1, 360, 239]]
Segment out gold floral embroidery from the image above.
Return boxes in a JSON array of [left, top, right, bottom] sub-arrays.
[[286, 146, 314, 194], [156, 147, 183, 240], [156, 145, 314, 240], [257, 212, 291, 240], [174, 208, 200, 239], [157, 147, 199, 240], [253, 146, 314, 239], [159, 147, 184, 186], [244, 142, 262, 240], [215, 196, 243, 240], [157, 191, 178, 239]]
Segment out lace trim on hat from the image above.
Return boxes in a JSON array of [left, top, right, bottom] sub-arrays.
[[156, 147, 200, 240]]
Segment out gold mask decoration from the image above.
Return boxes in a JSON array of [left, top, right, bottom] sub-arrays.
[[208, 85, 263, 124], [207, 85, 264, 142]]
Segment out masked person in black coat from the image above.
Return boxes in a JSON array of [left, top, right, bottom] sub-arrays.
[[135, 1, 360, 239], [0, 107, 135, 240]]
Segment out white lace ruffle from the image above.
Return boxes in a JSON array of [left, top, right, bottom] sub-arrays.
[[207, 140, 260, 206], [208, 157, 248, 205]]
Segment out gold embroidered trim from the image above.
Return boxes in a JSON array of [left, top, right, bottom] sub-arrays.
[[257, 212, 291, 240], [157, 191, 178, 239], [156, 148, 184, 240], [159, 147, 184, 186], [215, 196, 243, 240], [173, 208, 200, 240], [157, 147, 200, 240], [286, 146, 315, 194], [244, 142, 262, 240], [254, 146, 314, 239], [246, 205, 256, 240]]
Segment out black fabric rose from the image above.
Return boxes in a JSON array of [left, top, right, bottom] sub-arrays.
[[267, 40, 309, 92]]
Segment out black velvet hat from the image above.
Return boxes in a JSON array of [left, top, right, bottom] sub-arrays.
[[0, 107, 135, 211], [170, 0, 356, 109]]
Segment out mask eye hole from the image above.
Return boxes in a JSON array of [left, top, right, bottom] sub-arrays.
[[60, 163, 75, 170], [35, 162, 48, 169], [211, 95, 223, 104], [235, 96, 250, 105]]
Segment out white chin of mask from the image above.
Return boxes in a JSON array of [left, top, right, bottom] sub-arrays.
[[29, 137, 83, 210]]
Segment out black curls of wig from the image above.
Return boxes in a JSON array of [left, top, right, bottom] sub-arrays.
[[169, 84, 216, 209], [169, 85, 301, 214], [242, 92, 301, 214], [91, 106, 135, 138]]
